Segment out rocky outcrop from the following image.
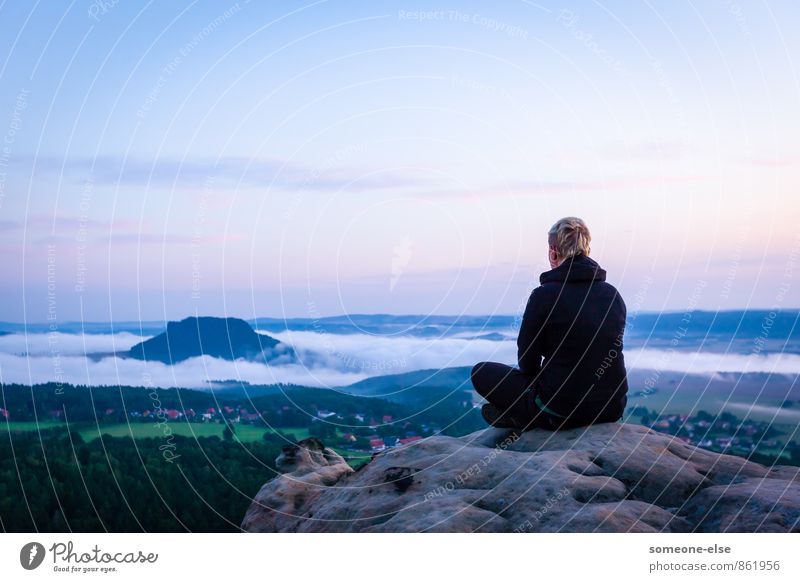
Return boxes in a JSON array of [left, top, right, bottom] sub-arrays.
[[241, 438, 354, 531], [241, 423, 800, 533]]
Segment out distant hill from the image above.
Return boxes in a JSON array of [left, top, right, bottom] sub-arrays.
[[252, 314, 516, 337], [127, 316, 294, 365], [624, 310, 800, 353], [340, 366, 473, 404], [468, 332, 511, 341], [0, 321, 168, 335], [252, 310, 800, 352]]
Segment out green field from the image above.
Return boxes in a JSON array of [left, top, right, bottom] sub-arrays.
[[2, 420, 67, 431], [1, 420, 374, 467], [2, 420, 312, 443]]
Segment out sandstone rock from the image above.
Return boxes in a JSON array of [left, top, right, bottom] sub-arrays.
[[240, 438, 354, 532], [241, 424, 800, 533]]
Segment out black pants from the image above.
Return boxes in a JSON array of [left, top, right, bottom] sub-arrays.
[[471, 361, 551, 427]]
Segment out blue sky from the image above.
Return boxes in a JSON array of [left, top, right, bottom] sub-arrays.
[[1, 0, 799, 322]]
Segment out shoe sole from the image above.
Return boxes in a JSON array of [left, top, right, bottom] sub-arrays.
[[481, 405, 525, 430]]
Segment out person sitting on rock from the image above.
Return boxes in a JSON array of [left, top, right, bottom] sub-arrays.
[[471, 216, 628, 430]]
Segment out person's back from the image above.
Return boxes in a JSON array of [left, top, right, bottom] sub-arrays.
[[519, 253, 628, 428], [472, 216, 628, 430]]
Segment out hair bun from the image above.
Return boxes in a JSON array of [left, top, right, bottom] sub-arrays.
[[548, 217, 591, 259]]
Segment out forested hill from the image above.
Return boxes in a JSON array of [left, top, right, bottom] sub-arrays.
[[0, 382, 483, 532], [0, 429, 283, 532], [0, 382, 476, 431]]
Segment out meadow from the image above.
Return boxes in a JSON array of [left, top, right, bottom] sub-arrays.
[[2, 420, 309, 442]]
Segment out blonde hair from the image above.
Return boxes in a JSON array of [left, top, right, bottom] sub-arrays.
[[548, 217, 591, 259]]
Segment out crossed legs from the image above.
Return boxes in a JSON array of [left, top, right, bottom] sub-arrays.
[[470, 361, 536, 424]]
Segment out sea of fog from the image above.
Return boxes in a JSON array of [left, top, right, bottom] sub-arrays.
[[0, 324, 799, 388]]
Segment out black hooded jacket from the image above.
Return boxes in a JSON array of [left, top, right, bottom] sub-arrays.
[[517, 254, 628, 427]]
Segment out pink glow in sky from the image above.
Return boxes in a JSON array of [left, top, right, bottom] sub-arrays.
[[1, 1, 798, 321]]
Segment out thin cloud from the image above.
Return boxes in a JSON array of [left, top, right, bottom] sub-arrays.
[[737, 154, 800, 168], [428, 173, 715, 199], [20, 154, 427, 192]]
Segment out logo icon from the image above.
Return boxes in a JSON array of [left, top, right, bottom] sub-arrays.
[[20, 542, 46, 570], [390, 235, 413, 291]]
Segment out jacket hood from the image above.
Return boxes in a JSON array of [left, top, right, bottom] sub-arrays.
[[540, 254, 606, 284]]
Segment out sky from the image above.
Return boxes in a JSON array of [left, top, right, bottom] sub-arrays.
[[1, 0, 799, 322]]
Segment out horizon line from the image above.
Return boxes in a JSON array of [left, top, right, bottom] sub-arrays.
[[1, 307, 799, 327]]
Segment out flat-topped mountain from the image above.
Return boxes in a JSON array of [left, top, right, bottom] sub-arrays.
[[242, 423, 800, 533], [127, 316, 294, 365]]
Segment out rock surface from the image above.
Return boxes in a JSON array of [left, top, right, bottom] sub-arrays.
[[241, 423, 800, 533]]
